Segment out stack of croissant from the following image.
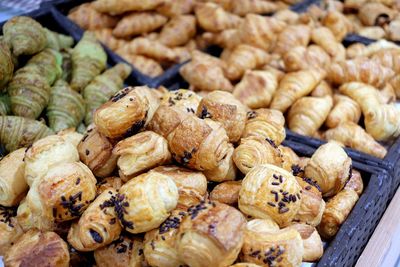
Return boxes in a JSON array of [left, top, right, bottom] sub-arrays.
[[0, 85, 364, 267]]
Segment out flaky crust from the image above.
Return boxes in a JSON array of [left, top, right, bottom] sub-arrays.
[[311, 27, 346, 61], [287, 223, 323, 262], [326, 94, 361, 128], [0, 206, 23, 256], [239, 164, 302, 227], [345, 170, 364, 196], [96, 176, 124, 195], [279, 146, 300, 173], [210, 181, 242, 206], [203, 143, 237, 182], [283, 45, 331, 72], [195, 2, 242, 32]]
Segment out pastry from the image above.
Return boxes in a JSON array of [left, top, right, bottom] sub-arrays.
[[0, 206, 23, 256], [203, 143, 237, 182], [210, 180, 242, 206]]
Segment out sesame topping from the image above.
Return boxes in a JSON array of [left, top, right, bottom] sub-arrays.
[[89, 229, 104, 243]]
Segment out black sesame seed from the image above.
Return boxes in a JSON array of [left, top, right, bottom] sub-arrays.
[[89, 229, 103, 243], [279, 207, 289, 214], [267, 202, 276, 207]]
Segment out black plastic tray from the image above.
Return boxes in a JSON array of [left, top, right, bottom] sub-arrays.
[[283, 140, 391, 267]]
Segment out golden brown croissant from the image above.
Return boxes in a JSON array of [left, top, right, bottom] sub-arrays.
[[346, 43, 367, 59], [94, 86, 158, 139], [273, 24, 311, 56], [311, 80, 333, 97], [233, 137, 282, 175], [224, 44, 270, 81], [158, 15, 196, 47], [311, 27, 346, 61], [201, 29, 241, 49], [113, 12, 167, 38], [0, 148, 27, 207], [324, 121, 387, 159], [177, 201, 246, 267], [17, 162, 97, 231], [195, 2, 242, 32], [345, 169, 364, 196], [327, 58, 395, 88], [150, 165, 207, 207], [113, 131, 171, 181], [78, 126, 118, 178], [239, 164, 302, 227], [91, 28, 128, 51], [24, 135, 79, 186], [92, 0, 164, 15], [279, 145, 300, 173], [0, 206, 23, 256], [242, 108, 286, 145], [270, 69, 325, 112], [157, 0, 195, 17], [119, 54, 164, 78], [287, 96, 333, 136], [231, 0, 278, 16], [143, 208, 187, 267], [116, 171, 178, 233], [322, 10, 353, 42], [358, 26, 386, 39], [68, 3, 119, 30], [287, 223, 323, 262], [305, 141, 352, 197], [326, 94, 361, 128], [371, 48, 400, 73], [210, 180, 242, 206], [203, 143, 237, 182], [197, 90, 247, 143], [233, 70, 278, 109], [117, 38, 178, 62], [4, 230, 70, 267], [339, 82, 382, 111], [379, 83, 396, 104], [283, 45, 331, 72], [68, 189, 121, 251], [96, 176, 124, 195], [94, 235, 146, 267]]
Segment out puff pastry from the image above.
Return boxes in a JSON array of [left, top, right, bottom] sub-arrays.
[[287, 223, 323, 262], [326, 94, 361, 128], [322, 10, 353, 42], [305, 142, 352, 197], [159, 15, 196, 47], [345, 170, 364, 196], [311, 27, 346, 61], [24, 135, 79, 186], [56, 128, 83, 148], [17, 162, 97, 231], [0, 206, 23, 256], [4, 229, 69, 267], [242, 108, 286, 146], [116, 171, 178, 233], [283, 45, 331, 72], [279, 146, 300, 173], [0, 148, 27, 206], [150, 165, 208, 208], [239, 164, 302, 227], [177, 201, 246, 267], [203, 143, 237, 182], [274, 24, 311, 56], [156, 0, 195, 17], [195, 2, 242, 32], [210, 180, 242, 206], [96, 176, 123, 195]]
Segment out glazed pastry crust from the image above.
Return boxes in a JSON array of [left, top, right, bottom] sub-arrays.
[[279, 146, 300, 173], [96, 176, 124, 195], [210, 180, 242, 206], [203, 143, 237, 182]]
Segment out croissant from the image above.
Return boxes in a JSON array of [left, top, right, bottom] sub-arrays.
[[177, 201, 246, 267], [94, 235, 146, 267], [0, 206, 23, 255], [242, 108, 286, 145], [0, 40, 14, 89], [273, 24, 311, 56], [371, 48, 400, 73], [0, 94, 10, 115], [326, 94, 361, 128], [273, 8, 300, 24], [78, 126, 117, 178], [241, 219, 303, 266], [0, 148, 27, 206], [8, 48, 62, 119], [83, 63, 131, 125], [202, 29, 241, 49], [45, 29, 74, 51], [68, 189, 122, 251], [287, 223, 323, 262], [203, 143, 237, 182], [158, 15, 196, 47], [3, 16, 47, 56], [0, 116, 54, 152], [96, 176, 123, 195], [311, 80, 333, 97], [68, 3, 119, 30], [157, 0, 195, 17], [346, 43, 367, 59], [339, 82, 382, 112], [387, 20, 400, 41], [119, 54, 163, 78], [70, 32, 107, 92], [60, 50, 72, 82], [283, 45, 331, 72], [210, 180, 242, 206], [143, 208, 187, 267], [305, 141, 352, 197], [115, 171, 178, 233], [311, 27, 346, 61], [359, 2, 394, 26], [231, 0, 278, 16], [195, 2, 242, 32], [390, 74, 400, 98], [92, 0, 164, 15], [270, 69, 325, 113], [113, 12, 167, 38], [233, 70, 278, 109], [91, 28, 128, 51], [322, 11, 353, 42], [4, 230, 69, 267], [364, 103, 400, 141], [239, 164, 302, 227], [357, 26, 386, 39]]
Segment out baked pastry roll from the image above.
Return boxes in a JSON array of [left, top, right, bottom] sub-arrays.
[[113, 131, 171, 182], [195, 2, 242, 32], [203, 143, 237, 182], [24, 135, 79, 186], [17, 162, 97, 231], [210, 180, 242, 206], [324, 121, 387, 159], [167, 116, 230, 171], [92, 0, 164, 15], [197, 90, 247, 143], [94, 235, 146, 267], [112, 12, 167, 38], [201, 29, 241, 50], [273, 24, 311, 56], [287, 96, 333, 137], [241, 219, 303, 267], [57, 128, 83, 148], [4, 230, 69, 267], [159, 15, 196, 47], [322, 11, 353, 42], [78, 126, 118, 178], [358, 26, 386, 40], [96, 176, 124, 195], [358, 2, 394, 26], [68, 189, 122, 251], [0, 206, 23, 256], [326, 94, 361, 128], [177, 201, 246, 267], [287, 223, 323, 262], [239, 164, 302, 227], [0, 148, 27, 206], [156, 0, 195, 17], [233, 137, 282, 175], [270, 69, 324, 113], [311, 27, 346, 61], [67, 2, 119, 30], [144, 208, 187, 267], [160, 89, 202, 113], [279, 146, 300, 173], [283, 45, 331, 72], [305, 141, 352, 197], [150, 165, 207, 208], [242, 109, 286, 146], [233, 70, 278, 109], [116, 171, 178, 233], [345, 170, 364, 196], [293, 177, 325, 227]]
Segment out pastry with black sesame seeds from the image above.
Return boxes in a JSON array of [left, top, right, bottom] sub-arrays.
[[96, 176, 124, 195], [0, 205, 23, 255]]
